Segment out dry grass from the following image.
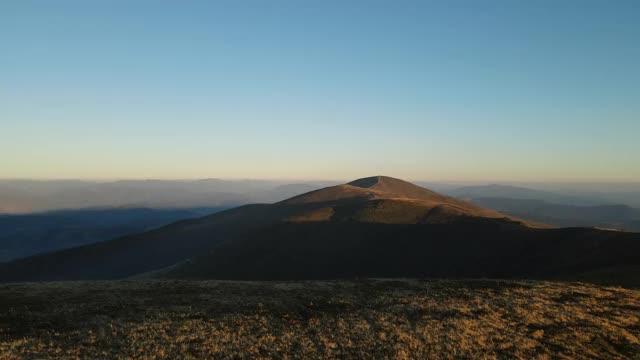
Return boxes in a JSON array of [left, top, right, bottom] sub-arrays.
[[0, 279, 638, 359]]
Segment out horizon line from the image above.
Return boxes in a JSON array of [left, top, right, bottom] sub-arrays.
[[1, 176, 640, 185]]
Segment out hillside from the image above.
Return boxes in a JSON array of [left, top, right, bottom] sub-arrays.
[[1, 176, 639, 286], [460, 197, 640, 232], [447, 184, 607, 206], [279, 176, 533, 224], [0, 207, 227, 262], [1, 280, 638, 359], [155, 221, 640, 287]]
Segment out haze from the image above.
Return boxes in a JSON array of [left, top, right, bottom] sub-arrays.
[[2, 1, 639, 182]]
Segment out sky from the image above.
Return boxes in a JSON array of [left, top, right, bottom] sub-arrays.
[[1, 0, 639, 182]]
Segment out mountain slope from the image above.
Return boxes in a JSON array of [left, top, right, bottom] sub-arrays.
[[349, 176, 460, 202], [0, 176, 531, 282], [457, 197, 640, 232], [1, 176, 638, 286], [0, 207, 228, 262], [155, 222, 640, 287], [278, 176, 534, 225], [447, 184, 605, 206]]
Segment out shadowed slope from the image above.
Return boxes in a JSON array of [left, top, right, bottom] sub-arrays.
[[156, 222, 640, 287]]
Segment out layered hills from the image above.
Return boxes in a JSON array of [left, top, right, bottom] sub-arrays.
[[1, 176, 638, 286]]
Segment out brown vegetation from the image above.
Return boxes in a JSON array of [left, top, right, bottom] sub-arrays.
[[0, 279, 639, 359]]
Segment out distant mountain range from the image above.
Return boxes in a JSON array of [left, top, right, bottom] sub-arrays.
[[3, 179, 640, 215], [0, 207, 227, 262], [443, 184, 640, 232], [0, 180, 334, 262], [466, 198, 640, 232], [0, 179, 336, 214], [2, 179, 639, 266], [445, 184, 603, 206], [1, 176, 638, 287]]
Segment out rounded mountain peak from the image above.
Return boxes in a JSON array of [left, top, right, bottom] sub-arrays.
[[280, 176, 509, 220], [347, 176, 449, 202], [348, 176, 411, 189]]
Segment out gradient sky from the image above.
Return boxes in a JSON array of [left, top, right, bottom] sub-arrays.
[[2, 0, 639, 182]]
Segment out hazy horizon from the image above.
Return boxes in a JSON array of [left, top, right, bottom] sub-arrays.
[[3, 176, 640, 193], [3, 1, 639, 182], [3, 175, 640, 184]]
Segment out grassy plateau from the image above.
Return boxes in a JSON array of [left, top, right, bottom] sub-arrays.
[[0, 279, 639, 359]]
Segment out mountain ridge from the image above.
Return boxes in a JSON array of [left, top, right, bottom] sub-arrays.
[[1, 175, 637, 286]]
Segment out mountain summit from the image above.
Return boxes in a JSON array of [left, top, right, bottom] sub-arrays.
[[348, 175, 447, 200], [279, 175, 524, 225], [283, 175, 456, 204]]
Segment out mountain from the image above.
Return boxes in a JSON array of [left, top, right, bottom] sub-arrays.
[[446, 184, 605, 206], [1, 176, 639, 287], [446, 184, 640, 231], [0, 179, 337, 214], [466, 197, 640, 232]]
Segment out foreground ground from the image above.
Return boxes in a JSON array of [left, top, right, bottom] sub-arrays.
[[0, 280, 638, 359]]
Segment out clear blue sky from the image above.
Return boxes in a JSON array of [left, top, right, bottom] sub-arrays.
[[2, 0, 639, 181]]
